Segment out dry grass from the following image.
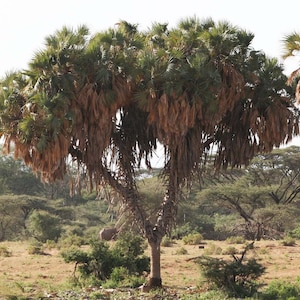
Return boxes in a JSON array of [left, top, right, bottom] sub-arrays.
[[0, 241, 74, 297], [158, 239, 300, 288], [0, 239, 300, 298]]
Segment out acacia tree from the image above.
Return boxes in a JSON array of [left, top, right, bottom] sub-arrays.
[[0, 154, 44, 195], [0, 18, 299, 287], [197, 146, 300, 240]]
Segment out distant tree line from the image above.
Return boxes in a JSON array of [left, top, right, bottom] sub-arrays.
[[0, 146, 300, 242]]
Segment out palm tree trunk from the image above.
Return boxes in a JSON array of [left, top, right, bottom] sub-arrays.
[[100, 166, 175, 288], [148, 239, 162, 287]]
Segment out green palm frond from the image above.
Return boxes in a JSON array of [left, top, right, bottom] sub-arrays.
[[282, 32, 300, 59], [178, 16, 214, 32], [117, 20, 138, 36], [18, 114, 36, 142], [0, 19, 298, 189], [88, 30, 115, 50], [0, 72, 28, 135], [44, 24, 89, 50]]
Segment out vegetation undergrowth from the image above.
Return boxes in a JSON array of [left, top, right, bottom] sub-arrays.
[[194, 242, 265, 298], [261, 278, 300, 300], [61, 231, 150, 288]]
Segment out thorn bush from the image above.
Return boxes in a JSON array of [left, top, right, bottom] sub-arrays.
[[195, 243, 265, 298]]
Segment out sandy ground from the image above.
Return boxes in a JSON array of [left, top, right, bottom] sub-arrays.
[[0, 239, 300, 297]]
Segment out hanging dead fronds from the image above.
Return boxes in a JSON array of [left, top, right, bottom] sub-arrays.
[[146, 92, 197, 142], [216, 61, 245, 116], [296, 80, 300, 104], [213, 91, 298, 170], [68, 74, 133, 187]]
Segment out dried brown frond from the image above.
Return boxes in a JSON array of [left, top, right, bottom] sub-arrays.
[[286, 68, 300, 85], [147, 92, 197, 143], [216, 62, 245, 117], [296, 80, 300, 104]]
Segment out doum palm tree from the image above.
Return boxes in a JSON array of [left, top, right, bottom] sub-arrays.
[[0, 18, 299, 288], [282, 32, 300, 103]]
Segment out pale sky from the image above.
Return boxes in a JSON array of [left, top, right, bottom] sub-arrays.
[[1, 0, 300, 77], [1, 0, 300, 149]]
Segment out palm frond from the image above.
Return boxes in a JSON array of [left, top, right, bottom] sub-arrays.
[[282, 32, 300, 59]]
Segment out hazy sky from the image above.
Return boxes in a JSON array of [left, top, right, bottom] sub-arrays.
[[1, 0, 300, 77], [1, 0, 300, 152]]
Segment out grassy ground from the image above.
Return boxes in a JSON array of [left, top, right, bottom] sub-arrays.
[[0, 239, 300, 298]]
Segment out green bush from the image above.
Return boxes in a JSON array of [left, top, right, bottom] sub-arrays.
[[182, 233, 203, 245], [85, 239, 116, 281], [62, 246, 90, 266], [59, 234, 85, 248], [195, 243, 265, 298], [112, 232, 149, 275], [110, 266, 129, 283], [61, 232, 150, 286], [27, 210, 62, 243], [213, 213, 241, 240], [288, 226, 300, 239], [64, 223, 86, 237], [102, 265, 145, 288], [171, 222, 195, 239], [282, 236, 296, 246], [89, 291, 108, 300], [122, 274, 145, 288], [262, 280, 300, 300]]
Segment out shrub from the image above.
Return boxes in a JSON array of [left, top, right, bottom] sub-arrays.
[[175, 247, 188, 255], [203, 243, 222, 255], [288, 226, 300, 239], [171, 222, 195, 239], [213, 213, 241, 240], [112, 232, 150, 275], [45, 239, 57, 250], [182, 233, 203, 245], [27, 241, 44, 255], [0, 245, 11, 257], [103, 273, 145, 289], [258, 247, 269, 255], [27, 211, 62, 243], [161, 236, 174, 247], [225, 236, 245, 244], [59, 234, 85, 248], [102, 265, 145, 288], [222, 246, 238, 255], [122, 274, 145, 288], [195, 243, 265, 298], [62, 247, 90, 265], [282, 237, 296, 246], [64, 223, 86, 237], [110, 266, 129, 283], [61, 232, 150, 286], [262, 280, 300, 300], [85, 239, 116, 281], [89, 291, 108, 300]]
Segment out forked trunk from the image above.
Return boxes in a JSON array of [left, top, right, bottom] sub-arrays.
[[148, 239, 162, 287], [100, 167, 170, 289]]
